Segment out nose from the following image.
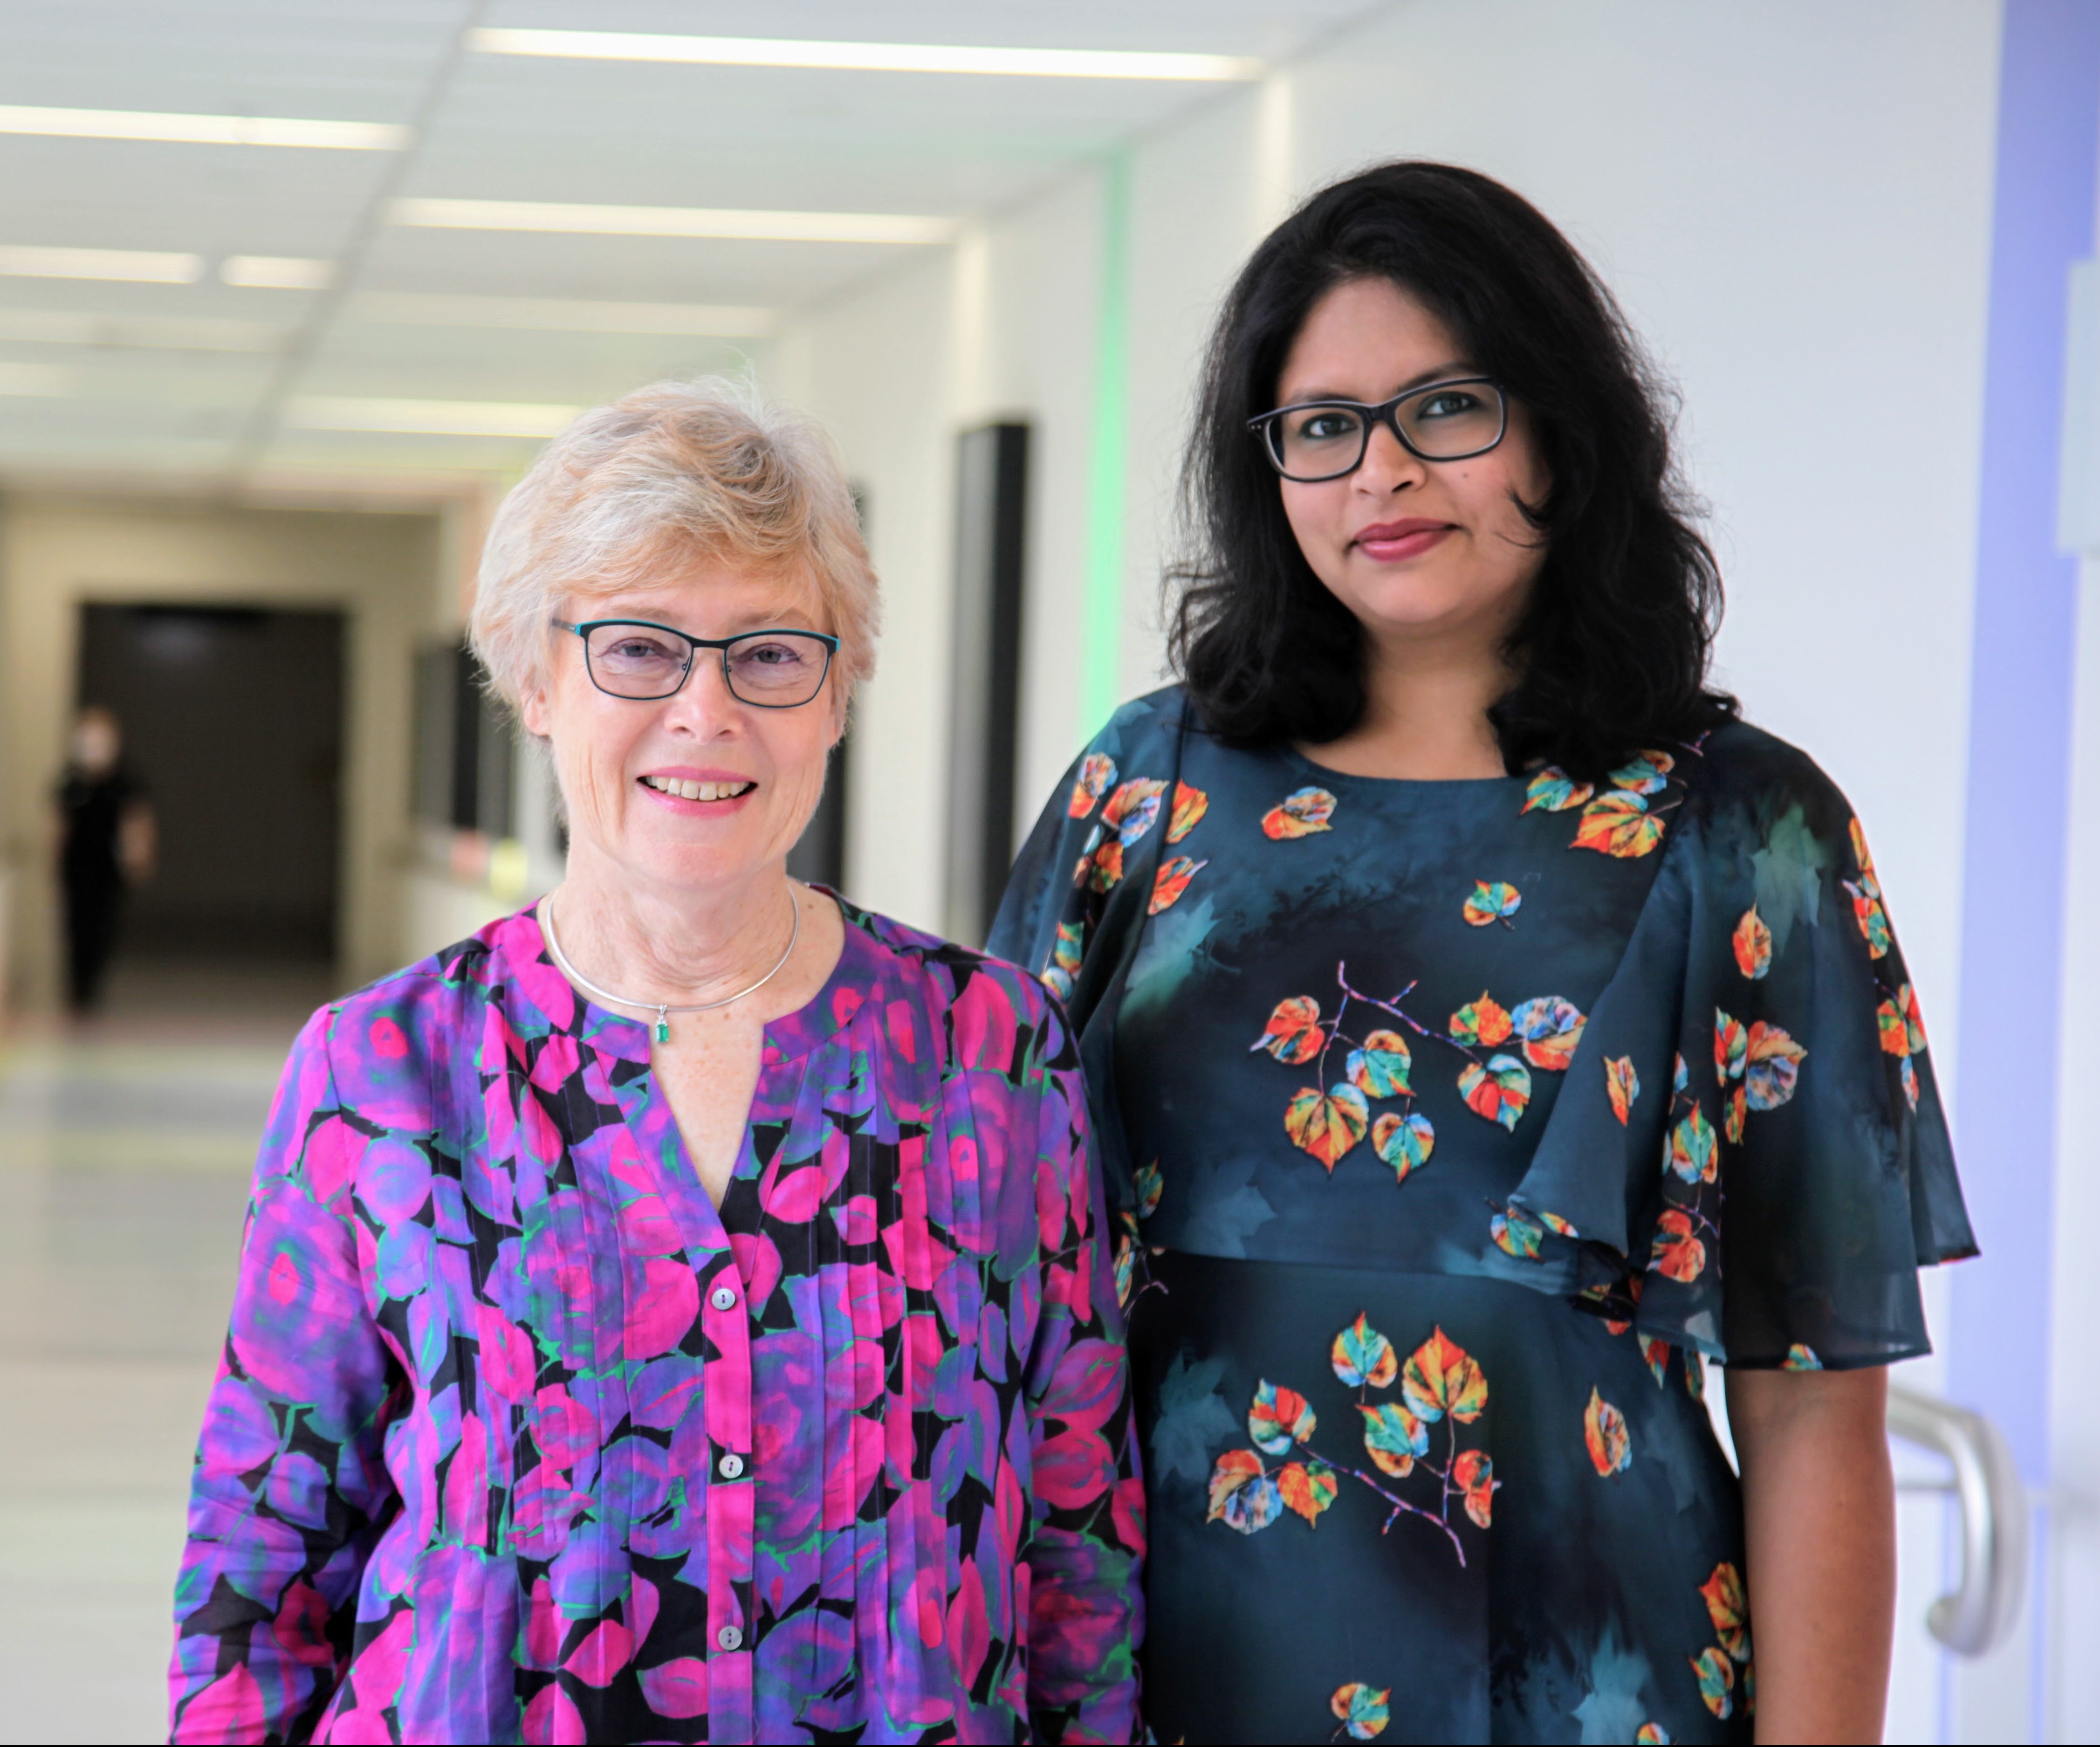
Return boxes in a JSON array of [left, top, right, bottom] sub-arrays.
[[659, 648, 744, 736], [1355, 416, 1426, 494]]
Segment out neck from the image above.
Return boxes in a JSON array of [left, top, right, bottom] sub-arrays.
[[547, 842, 797, 1006], [1303, 617, 1516, 782]]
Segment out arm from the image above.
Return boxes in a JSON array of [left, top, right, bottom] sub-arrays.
[[169, 1011, 399, 1742], [119, 799, 156, 882], [1727, 1365, 1894, 1745], [1020, 1047, 1145, 1744]]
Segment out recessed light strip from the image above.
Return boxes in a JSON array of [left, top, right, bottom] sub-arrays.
[[0, 244, 201, 283], [469, 27, 1261, 81], [0, 104, 406, 149], [222, 256, 335, 290], [0, 309, 281, 352], [0, 362, 71, 397], [350, 292, 773, 336], [391, 198, 953, 244], [286, 397, 580, 438]]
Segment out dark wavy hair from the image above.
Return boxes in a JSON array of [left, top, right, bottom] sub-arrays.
[[1168, 160, 1736, 778]]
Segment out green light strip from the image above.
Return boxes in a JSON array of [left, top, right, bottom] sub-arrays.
[[1082, 148, 1132, 736]]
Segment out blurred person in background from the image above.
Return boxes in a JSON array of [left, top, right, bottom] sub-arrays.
[[167, 381, 1142, 1745], [54, 704, 153, 1012], [992, 162, 1973, 1744]]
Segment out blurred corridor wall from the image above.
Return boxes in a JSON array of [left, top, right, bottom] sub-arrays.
[[767, 1, 2018, 1739], [0, 494, 444, 1001]]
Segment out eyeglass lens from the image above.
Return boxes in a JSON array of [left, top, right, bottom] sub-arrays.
[[583, 623, 831, 705], [1269, 381, 1505, 479]]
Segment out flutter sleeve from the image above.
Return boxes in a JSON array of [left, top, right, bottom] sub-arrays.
[[168, 1006, 401, 1741], [1503, 726, 1976, 1370]]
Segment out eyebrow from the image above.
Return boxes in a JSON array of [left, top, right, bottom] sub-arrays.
[[1278, 361, 1481, 404], [582, 600, 818, 633]]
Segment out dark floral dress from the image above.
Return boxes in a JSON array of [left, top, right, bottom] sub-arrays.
[[989, 686, 1973, 1745]]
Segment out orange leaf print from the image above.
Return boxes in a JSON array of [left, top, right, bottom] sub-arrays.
[[1639, 1335, 1669, 1387], [1458, 1056, 1531, 1130], [1249, 1380, 1318, 1454], [1724, 1084, 1746, 1145], [1692, 1647, 1736, 1719], [1084, 839, 1124, 892], [1401, 1327, 1489, 1424], [1899, 982, 1928, 1054], [1450, 992, 1513, 1047], [1451, 1448, 1498, 1527], [1251, 996, 1325, 1065], [1166, 781, 1209, 844], [1463, 880, 1521, 927], [1100, 777, 1167, 848], [1850, 816, 1878, 884], [1261, 786, 1337, 839], [1276, 1459, 1339, 1525], [1572, 790, 1665, 858], [1522, 766, 1594, 813], [1205, 1448, 1267, 1523], [1732, 906, 1772, 979], [1584, 1387, 1632, 1475], [1284, 1084, 1369, 1170], [1607, 749, 1675, 795], [1744, 1022, 1805, 1110], [1700, 1561, 1751, 1661], [1606, 1056, 1640, 1125], [1067, 751, 1116, 818], [1877, 998, 1909, 1057], [1148, 855, 1207, 915], [1651, 1208, 1706, 1282]]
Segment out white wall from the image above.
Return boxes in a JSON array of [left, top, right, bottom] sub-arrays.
[[766, 1, 2010, 1737]]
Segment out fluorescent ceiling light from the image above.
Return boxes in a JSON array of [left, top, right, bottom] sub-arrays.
[[286, 396, 579, 437], [0, 104, 405, 149], [0, 362, 71, 396], [393, 198, 952, 244], [0, 244, 202, 283], [0, 309, 281, 352], [222, 255, 335, 290], [351, 291, 772, 336], [470, 26, 1261, 80]]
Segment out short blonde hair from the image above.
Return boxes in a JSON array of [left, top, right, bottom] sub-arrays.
[[471, 378, 878, 711]]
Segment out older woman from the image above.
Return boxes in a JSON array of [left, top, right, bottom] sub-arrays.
[[167, 381, 1142, 1745]]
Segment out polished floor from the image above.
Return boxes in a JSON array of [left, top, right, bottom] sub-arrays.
[[0, 956, 337, 1747]]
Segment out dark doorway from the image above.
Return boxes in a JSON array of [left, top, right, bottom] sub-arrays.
[[76, 603, 345, 963]]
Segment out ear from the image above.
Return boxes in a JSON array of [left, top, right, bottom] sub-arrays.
[[518, 675, 554, 741]]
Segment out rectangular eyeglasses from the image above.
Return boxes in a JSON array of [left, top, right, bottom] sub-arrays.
[[554, 618, 839, 708], [1248, 377, 1507, 481]]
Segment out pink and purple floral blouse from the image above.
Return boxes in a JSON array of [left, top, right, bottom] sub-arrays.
[[167, 900, 1143, 1745]]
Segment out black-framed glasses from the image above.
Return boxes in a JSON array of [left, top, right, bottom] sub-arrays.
[[554, 618, 839, 708], [1248, 377, 1508, 481]]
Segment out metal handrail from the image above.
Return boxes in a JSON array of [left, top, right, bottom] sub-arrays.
[[1886, 1384, 2027, 1656]]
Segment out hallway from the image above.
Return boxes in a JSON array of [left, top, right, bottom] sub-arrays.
[[0, 967, 331, 1746]]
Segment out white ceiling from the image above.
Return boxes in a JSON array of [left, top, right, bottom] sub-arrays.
[[0, 0, 1374, 492]]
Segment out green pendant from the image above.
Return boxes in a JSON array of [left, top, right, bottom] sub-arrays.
[[653, 1016, 671, 1043]]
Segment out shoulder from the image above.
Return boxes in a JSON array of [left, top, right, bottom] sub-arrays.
[[1690, 720, 1860, 842], [1078, 683, 1191, 768], [296, 915, 521, 1116], [839, 899, 1071, 1062]]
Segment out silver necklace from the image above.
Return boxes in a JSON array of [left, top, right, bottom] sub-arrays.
[[540, 887, 801, 1043]]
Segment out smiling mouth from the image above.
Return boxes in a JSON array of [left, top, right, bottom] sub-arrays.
[[641, 775, 754, 801]]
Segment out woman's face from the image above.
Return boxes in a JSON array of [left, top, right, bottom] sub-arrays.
[[520, 559, 841, 897], [1273, 275, 1551, 651]]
